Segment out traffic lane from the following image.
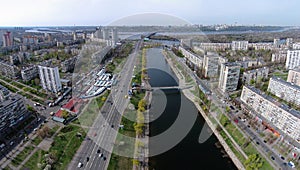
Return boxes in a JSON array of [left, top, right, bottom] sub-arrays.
[[235, 118, 286, 168], [80, 41, 140, 169], [83, 89, 127, 169]]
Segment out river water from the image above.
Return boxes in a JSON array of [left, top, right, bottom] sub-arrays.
[[146, 48, 237, 170]]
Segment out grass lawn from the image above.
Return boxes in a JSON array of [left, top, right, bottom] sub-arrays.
[[130, 92, 145, 109], [220, 130, 246, 163], [78, 91, 110, 127], [0, 81, 18, 93], [119, 108, 137, 137], [244, 143, 274, 170], [32, 136, 43, 146], [11, 81, 25, 89], [23, 149, 47, 170], [272, 71, 288, 80], [49, 124, 86, 170], [220, 114, 246, 146], [11, 145, 35, 166], [108, 153, 133, 170]]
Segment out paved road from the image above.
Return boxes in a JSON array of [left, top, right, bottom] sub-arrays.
[[68, 40, 141, 170]]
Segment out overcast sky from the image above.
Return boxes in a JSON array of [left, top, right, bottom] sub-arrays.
[[0, 0, 299, 26]]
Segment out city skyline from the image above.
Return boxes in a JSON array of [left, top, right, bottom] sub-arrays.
[[0, 0, 300, 26]]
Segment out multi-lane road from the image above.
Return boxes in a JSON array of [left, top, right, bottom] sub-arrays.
[[68, 40, 141, 170]]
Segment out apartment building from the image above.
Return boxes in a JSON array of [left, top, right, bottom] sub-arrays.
[[61, 56, 77, 73], [38, 65, 62, 93], [0, 59, 19, 78], [21, 66, 38, 81], [243, 67, 269, 85], [286, 50, 300, 69], [287, 67, 300, 86], [179, 46, 203, 69], [268, 77, 300, 106], [231, 41, 249, 51], [218, 62, 241, 93], [0, 86, 29, 138], [241, 86, 300, 143], [272, 50, 287, 63], [203, 52, 219, 78]]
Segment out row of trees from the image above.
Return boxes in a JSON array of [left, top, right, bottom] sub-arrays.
[[134, 99, 146, 137]]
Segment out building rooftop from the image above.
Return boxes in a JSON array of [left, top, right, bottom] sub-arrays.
[[244, 67, 268, 74], [245, 86, 300, 119]]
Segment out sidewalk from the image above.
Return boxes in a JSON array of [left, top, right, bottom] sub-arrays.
[[133, 72, 151, 170]]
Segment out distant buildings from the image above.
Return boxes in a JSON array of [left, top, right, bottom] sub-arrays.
[[268, 77, 300, 106], [293, 43, 300, 50], [2, 31, 13, 47], [111, 28, 118, 44], [218, 62, 240, 92], [287, 67, 300, 86], [194, 43, 231, 51], [91, 27, 119, 46], [0, 85, 29, 138], [273, 38, 281, 48], [61, 56, 77, 73], [286, 50, 300, 69], [21, 66, 38, 81], [272, 50, 287, 63], [239, 57, 265, 69], [286, 38, 293, 48], [38, 65, 62, 93], [0, 59, 19, 78], [241, 86, 300, 143], [102, 28, 109, 40], [203, 52, 219, 78], [248, 43, 273, 50], [242, 67, 269, 85], [231, 41, 248, 51]]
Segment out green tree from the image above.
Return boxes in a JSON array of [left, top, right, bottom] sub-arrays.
[[27, 105, 35, 112], [61, 110, 69, 119], [225, 106, 231, 113], [138, 99, 146, 112], [244, 154, 264, 170]]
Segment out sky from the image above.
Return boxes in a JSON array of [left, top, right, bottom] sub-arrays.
[[0, 0, 299, 26]]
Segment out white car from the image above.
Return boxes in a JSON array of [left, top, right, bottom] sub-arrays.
[[77, 162, 83, 168]]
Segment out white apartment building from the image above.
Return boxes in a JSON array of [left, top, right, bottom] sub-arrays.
[[287, 67, 300, 86], [243, 67, 269, 85], [286, 50, 300, 69], [268, 77, 300, 106], [218, 62, 240, 93], [179, 46, 203, 69], [203, 52, 219, 78], [272, 50, 287, 63], [231, 41, 249, 51], [38, 65, 62, 93], [293, 43, 300, 50], [21, 66, 38, 81], [241, 86, 300, 143]]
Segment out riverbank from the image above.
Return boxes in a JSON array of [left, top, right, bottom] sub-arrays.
[[162, 49, 245, 170]]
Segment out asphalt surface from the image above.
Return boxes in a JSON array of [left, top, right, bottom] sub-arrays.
[[68, 40, 141, 170]]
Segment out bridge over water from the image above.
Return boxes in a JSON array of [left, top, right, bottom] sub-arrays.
[[142, 85, 193, 91]]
